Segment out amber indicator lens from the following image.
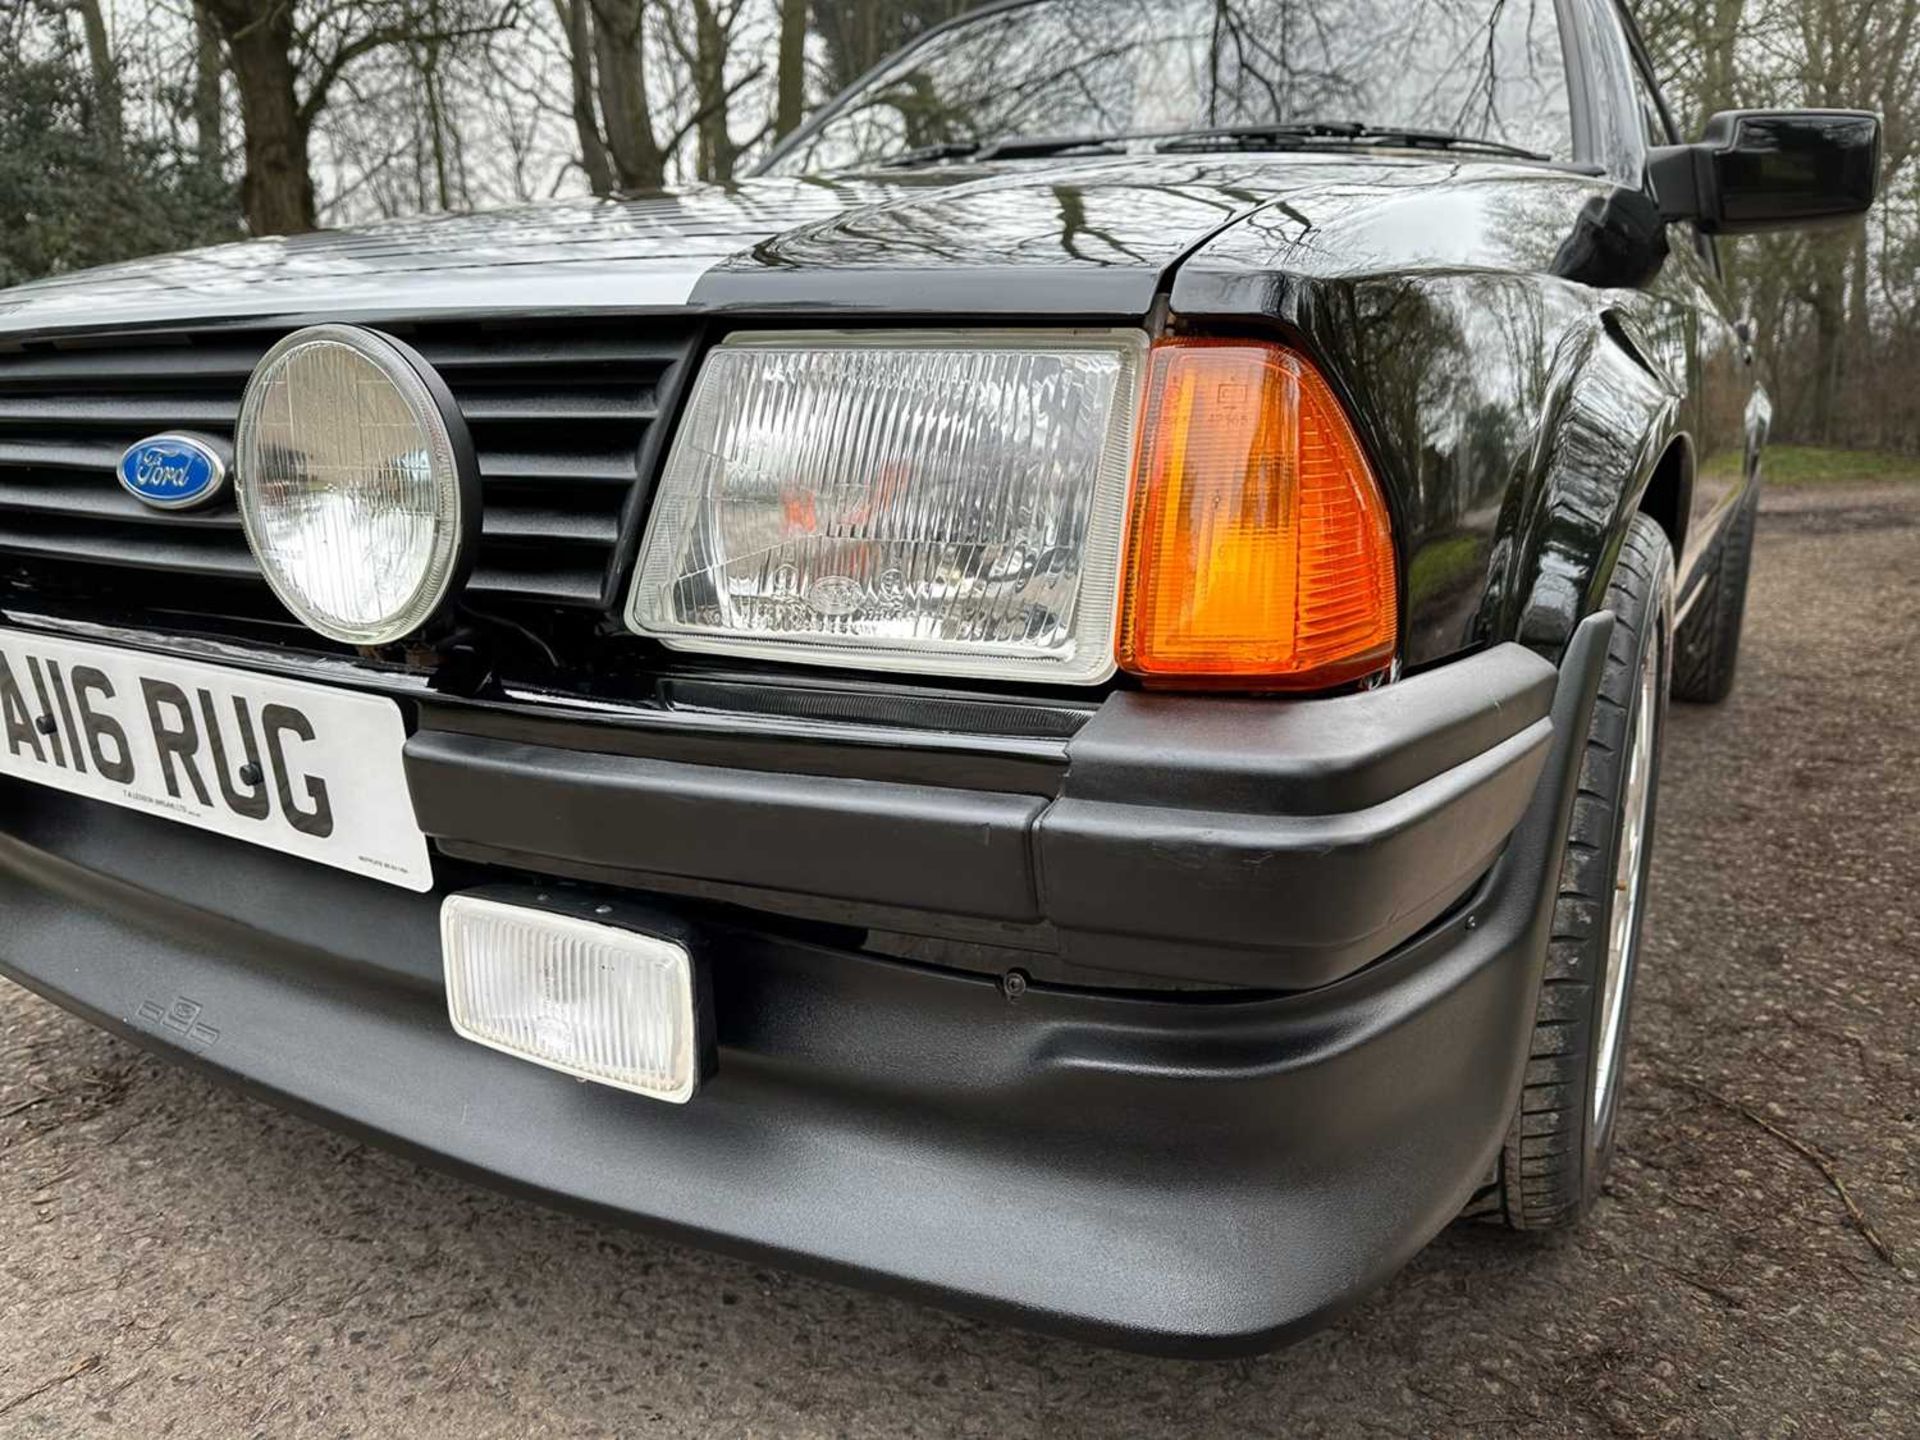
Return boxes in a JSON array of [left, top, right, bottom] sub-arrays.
[[1119, 340, 1397, 688]]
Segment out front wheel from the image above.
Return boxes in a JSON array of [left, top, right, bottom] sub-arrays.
[[1491, 512, 1674, 1230]]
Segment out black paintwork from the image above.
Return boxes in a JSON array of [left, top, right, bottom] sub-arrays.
[[1650, 109, 1883, 234]]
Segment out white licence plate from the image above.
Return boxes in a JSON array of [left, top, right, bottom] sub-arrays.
[[0, 626, 433, 891]]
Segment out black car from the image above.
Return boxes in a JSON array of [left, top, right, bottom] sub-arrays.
[[0, 0, 1879, 1354]]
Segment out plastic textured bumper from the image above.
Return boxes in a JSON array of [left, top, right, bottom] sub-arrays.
[[0, 615, 1610, 1355], [407, 638, 1559, 989]]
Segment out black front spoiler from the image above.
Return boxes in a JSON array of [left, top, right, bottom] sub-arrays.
[[407, 639, 1560, 991], [0, 614, 1610, 1355]]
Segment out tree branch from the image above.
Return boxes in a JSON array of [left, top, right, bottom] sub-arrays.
[[299, 5, 521, 125], [658, 59, 762, 159]]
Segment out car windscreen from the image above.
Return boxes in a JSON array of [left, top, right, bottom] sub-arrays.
[[766, 0, 1574, 174]]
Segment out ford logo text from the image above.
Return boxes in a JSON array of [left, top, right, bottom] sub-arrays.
[[117, 432, 232, 511]]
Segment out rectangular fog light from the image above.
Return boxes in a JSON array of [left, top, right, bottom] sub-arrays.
[[441, 895, 703, 1103]]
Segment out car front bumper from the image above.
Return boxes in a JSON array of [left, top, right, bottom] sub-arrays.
[[0, 614, 1610, 1355]]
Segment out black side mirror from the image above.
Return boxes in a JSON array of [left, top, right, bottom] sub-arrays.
[[1648, 109, 1881, 234]]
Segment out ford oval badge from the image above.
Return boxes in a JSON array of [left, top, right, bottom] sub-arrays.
[[117, 432, 232, 510]]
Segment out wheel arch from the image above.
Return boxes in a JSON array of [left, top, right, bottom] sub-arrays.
[[1495, 318, 1686, 659], [1636, 434, 1694, 561]]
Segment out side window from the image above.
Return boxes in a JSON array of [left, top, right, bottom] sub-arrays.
[[1572, 0, 1645, 182], [1629, 63, 1674, 148]]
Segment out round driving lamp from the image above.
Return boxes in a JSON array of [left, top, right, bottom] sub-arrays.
[[236, 324, 477, 645]]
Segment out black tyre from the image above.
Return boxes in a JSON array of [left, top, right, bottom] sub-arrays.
[[1491, 512, 1674, 1230], [1671, 481, 1758, 704]]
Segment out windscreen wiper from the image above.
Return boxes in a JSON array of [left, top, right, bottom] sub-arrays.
[[872, 133, 1129, 168], [874, 122, 1551, 168], [1153, 121, 1552, 162]]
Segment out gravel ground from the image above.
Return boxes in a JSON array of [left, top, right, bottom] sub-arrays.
[[1, 482, 1916, 1438]]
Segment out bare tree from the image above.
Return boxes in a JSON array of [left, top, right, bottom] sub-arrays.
[[585, 0, 668, 186], [191, 0, 225, 178], [198, 0, 521, 233], [811, 0, 968, 94], [772, 0, 805, 138], [657, 0, 762, 180], [553, 0, 616, 192], [65, 0, 124, 152]]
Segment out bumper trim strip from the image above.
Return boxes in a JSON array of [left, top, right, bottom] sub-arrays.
[[405, 733, 1048, 921]]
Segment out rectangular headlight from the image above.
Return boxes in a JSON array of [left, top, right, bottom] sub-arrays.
[[626, 330, 1147, 683]]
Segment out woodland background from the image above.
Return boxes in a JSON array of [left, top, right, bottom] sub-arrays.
[[2, 0, 1916, 457]]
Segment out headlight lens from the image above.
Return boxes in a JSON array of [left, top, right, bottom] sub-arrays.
[[625, 331, 1146, 684], [237, 324, 475, 645]]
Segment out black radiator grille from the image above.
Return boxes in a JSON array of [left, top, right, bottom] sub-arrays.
[[0, 317, 698, 617]]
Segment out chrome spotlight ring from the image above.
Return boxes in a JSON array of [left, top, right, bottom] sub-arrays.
[[235, 324, 478, 646]]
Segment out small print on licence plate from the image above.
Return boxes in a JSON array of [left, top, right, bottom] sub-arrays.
[[0, 626, 432, 891]]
